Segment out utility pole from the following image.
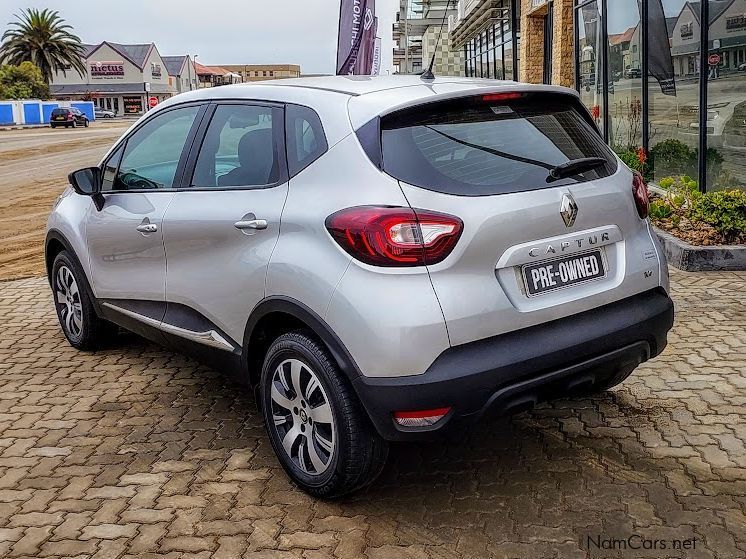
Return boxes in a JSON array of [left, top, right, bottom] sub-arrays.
[[404, 0, 409, 74]]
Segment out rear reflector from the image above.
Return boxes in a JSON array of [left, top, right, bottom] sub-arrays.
[[481, 92, 523, 102], [393, 407, 452, 427]]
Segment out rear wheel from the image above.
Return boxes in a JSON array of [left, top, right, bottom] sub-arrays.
[[260, 332, 388, 498], [52, 251, 117, 350], [83, 119, 89, 127]]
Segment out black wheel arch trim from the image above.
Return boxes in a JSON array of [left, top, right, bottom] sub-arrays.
[[243, 296, 363, 384], [45, 229, 104, 317]]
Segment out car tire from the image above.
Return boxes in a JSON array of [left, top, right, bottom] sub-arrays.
[[71, 120, 77, 128], [260, 331, 388, 498], [51, 251, 118, 350], [84, 119, 89, 127]]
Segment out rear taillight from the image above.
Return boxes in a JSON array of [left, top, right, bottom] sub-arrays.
[[325, 206, 463, 267], [393, 407, 452, 427], [632, 172, 649, 219]]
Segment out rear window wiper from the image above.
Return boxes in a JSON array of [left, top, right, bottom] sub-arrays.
[[547, 157, 607, 182]]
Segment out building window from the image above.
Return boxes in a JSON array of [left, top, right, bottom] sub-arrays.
[[462, 0, 517, 80], [574, 0, 746, 192]]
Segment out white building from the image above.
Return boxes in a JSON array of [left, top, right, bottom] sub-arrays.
[[671, 0, 746, 76], [50, 42, 196, 115]]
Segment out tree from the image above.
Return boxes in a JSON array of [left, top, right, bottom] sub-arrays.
[[0, 8, 86, 84], [0, 62, 50, 100]]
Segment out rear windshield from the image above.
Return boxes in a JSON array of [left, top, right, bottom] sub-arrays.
[[51, 108, 70, 116], [378, 93, 617, 196]]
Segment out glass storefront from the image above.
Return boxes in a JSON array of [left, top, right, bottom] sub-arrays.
[[574, 0, 746, 191], [464, 0, 520, 80]]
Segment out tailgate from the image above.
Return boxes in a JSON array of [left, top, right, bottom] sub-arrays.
[[378, 91, 663, 346]]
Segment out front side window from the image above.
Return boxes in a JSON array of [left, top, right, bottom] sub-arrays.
[[108, 105, 200, 191], [101, 144, 124, 191], [192, 104, 280, 188]]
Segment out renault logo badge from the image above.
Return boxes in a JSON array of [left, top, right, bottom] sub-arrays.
[[560, 193, 578, 228]]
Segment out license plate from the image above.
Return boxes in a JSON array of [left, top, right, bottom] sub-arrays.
[[55, 117, 64, 120], [522, 250, 606, 296]]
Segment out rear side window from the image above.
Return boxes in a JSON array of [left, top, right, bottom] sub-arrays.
[[192, 104, 281, 188], [285, 104, 327, 177], [378, 93, 617, 196]]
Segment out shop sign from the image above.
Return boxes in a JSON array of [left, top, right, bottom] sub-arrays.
[[152, 63, 162, 78], [123, 96, 143, 114], [680, 23, 694, 39], [91, 61, 125, 78], [726, 15, 746, 31]]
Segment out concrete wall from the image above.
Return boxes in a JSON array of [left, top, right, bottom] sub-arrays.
[[0, 100, 95, 125]]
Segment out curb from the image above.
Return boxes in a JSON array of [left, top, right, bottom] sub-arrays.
[[653, 227, 746, 271], [0, 124, 48, 131]]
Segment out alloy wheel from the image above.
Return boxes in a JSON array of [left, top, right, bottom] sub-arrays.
[[269, 358, 336, 476], [55, 265, 83, 339]]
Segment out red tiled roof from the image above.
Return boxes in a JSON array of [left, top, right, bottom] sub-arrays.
[[609, 25, 636, 46], [194, 62, 231, 76]]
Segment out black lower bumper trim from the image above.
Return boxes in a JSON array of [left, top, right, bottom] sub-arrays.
[[353, 289, 674, 441]]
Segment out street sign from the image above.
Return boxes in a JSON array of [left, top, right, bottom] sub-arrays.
[[708, 53, 720, 66], [148, 96, 158, 108]]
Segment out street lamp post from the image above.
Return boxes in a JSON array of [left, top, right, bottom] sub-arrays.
[[404, 0, 409, 74]]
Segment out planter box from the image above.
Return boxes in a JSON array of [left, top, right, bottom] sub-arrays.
[[654, 227, 746, 271]]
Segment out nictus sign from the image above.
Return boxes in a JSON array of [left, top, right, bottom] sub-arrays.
[[90, 61, 125, 79]]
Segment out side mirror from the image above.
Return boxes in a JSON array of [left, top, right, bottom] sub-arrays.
[[68, 167, 101, 196]]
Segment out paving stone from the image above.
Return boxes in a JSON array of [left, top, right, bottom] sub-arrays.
[[0, 269, 743, 558]]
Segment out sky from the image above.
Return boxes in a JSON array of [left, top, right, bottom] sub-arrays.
[[606, 0, 689, 34], [0, 0, 399, 75]]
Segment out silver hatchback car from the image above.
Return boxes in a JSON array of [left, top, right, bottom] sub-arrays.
[[46, 76, 674, 497]]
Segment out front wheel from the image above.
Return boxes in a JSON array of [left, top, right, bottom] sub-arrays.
[[260, 332, 388, 498], [84, 119, 89, 127], [52, 251, 118, 350], [71, 120, 77, 128]]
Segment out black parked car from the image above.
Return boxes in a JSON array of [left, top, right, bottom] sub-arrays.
[[50, 108, 89, 128]]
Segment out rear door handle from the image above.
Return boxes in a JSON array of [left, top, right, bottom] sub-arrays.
[[136, 223, 158, 233], [234, 219, 268, 231]]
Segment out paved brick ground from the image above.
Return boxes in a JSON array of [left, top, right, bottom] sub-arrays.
[[0, 268, 744, 559]]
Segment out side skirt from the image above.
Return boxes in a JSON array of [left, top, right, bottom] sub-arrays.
[[99, 299, 247, 384]]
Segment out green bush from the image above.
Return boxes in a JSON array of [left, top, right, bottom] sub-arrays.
[[649, 140, 728, 189], [649, 199, 673, 220], [649, 139, 694, 177], [616, 149, 645, 173], [658, 177, 674, 189], [0, 62, 49, 100], [695, 147, 724, 185], [690, 190, 746, 243]]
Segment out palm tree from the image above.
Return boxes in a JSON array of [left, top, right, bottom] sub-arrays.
[[0, 8, 86, 83]]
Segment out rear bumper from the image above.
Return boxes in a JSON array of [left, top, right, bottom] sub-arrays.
[[353, 288, 674, 441]]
